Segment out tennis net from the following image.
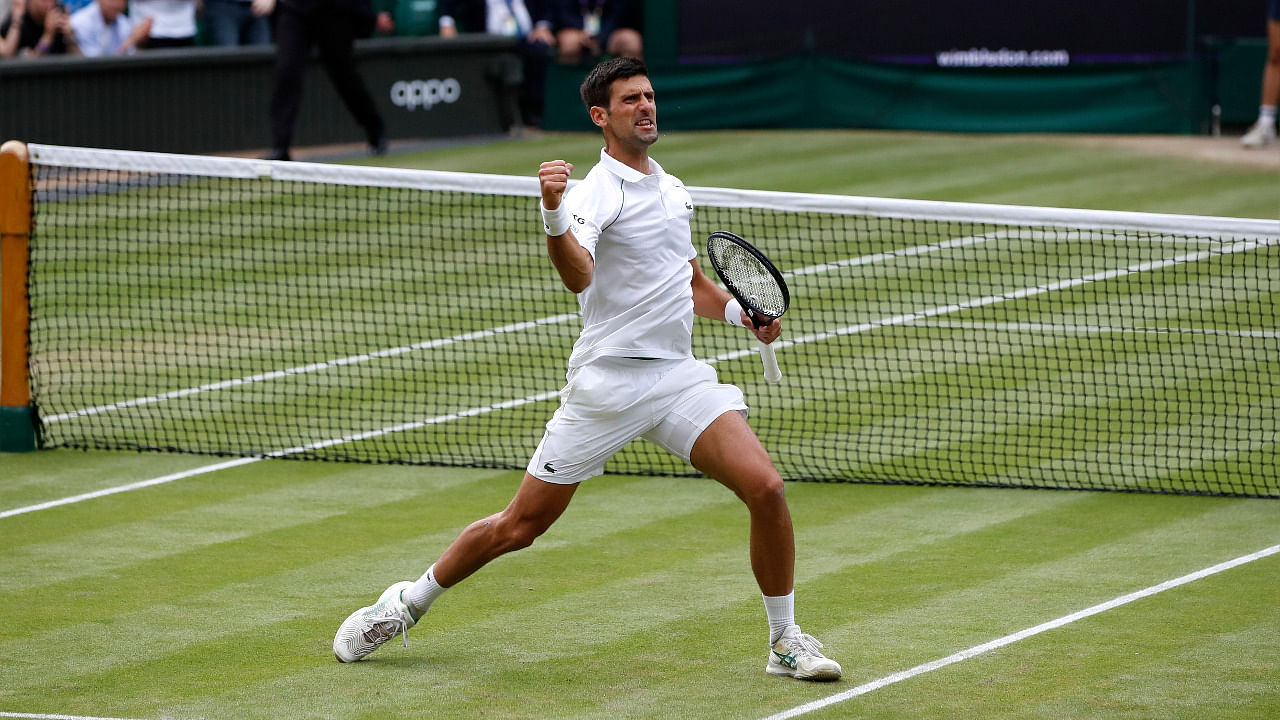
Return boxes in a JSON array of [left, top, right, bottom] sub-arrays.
[[17, 144, 1280, 497]]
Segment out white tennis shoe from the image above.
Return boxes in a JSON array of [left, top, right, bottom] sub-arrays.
[[766, 625, 843, 681], [333, 580, 417, 663], [1240, 119, 1276, 148]]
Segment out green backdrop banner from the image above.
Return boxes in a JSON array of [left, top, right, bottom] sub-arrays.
[[544, 54, 1210, 135]]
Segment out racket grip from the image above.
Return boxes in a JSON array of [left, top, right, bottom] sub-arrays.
[[758, 340, 782, 383]]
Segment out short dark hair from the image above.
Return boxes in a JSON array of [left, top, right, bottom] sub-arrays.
[[579, 57, 649, 111]]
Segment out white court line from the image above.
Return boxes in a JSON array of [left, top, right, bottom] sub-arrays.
[[47, 232, 1009, 424], [905, 320, 1280, 339], [0, 391, 558, 519], [10, 235, 1270, 519], [44, 313, 579, 423], [760, 543, 1280, 720], [784, 231, 1002, 278], [0, 714, 150, 720], [0, 458, 259, 520], [764, 236, 1273, 354], [2, 545, 1275, 720]]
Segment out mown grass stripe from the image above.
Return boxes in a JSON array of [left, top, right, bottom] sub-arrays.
[[0, 458, 260, 520], [0, 713, 151, 720], [762, 542, 1280, 720], [0, 482, 1060, 696]]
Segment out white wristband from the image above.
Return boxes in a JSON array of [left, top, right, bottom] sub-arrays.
[[541, 202, 570, 236], [724, 298, 748, 327]]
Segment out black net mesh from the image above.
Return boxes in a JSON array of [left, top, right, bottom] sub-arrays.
[[25, 156, 1280, 497]]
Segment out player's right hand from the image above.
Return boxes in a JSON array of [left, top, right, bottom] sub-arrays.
[[751, 315, 782, 344], [538, 160, 574, 210]]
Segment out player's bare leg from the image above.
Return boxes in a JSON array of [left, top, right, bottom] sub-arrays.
[[690, 410, 841, 681], [433, 473, 578, 587], [690, 410, 794, 595], [334, 474, 576, 662]]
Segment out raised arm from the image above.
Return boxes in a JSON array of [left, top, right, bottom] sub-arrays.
[[538, 160, 594, 293]]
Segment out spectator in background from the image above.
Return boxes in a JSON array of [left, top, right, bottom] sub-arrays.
[[1241, 0, 1280, 148], [1, 0, 81, 57], [437, 0, 554, 126], [254, 0, 389, 160], [70, 0, 150, 56], [547, 0, 640, 65], [128, 0, 196, 48], [372, 0, 394, 34], [372, 0, 430, 36], [203, 0, 271, 46]]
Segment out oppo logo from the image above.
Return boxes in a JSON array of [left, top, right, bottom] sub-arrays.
[[390, 78, 462, 110]]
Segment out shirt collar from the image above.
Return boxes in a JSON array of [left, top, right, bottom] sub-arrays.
[[598, 148, 664, 183]]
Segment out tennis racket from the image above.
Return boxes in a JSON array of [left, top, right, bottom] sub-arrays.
[[706, 231, 791, 383]]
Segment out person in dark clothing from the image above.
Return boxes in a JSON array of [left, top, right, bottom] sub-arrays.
[[546, 0, 641, 65], [1, 0, 80, 57], [254, 0, 388, 160], [1240, 0, 1280, 148], [437, 0, 554, 127]]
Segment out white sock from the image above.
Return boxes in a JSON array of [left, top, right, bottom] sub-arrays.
[[403, 563, 447, 621], [1260, 105, 1277, 125], [763, 592, 795, 644]]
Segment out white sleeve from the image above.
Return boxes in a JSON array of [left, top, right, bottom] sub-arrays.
[[70, 10, 97, 56], [563, 181, 621, 260]]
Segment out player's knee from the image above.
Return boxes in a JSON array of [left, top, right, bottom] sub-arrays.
[[497, 515, 549, 552], [738, 471, 786, 510]]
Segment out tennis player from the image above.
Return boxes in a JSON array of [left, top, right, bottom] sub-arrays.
[[333, 57, 842, 682]]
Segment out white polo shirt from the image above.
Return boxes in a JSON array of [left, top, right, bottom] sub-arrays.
[[70, 3, 137, 57], [129, 0, 197, 40], [562, 149, 698, 370]]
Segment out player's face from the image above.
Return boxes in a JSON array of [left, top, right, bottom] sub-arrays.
[[603, 75, 658, 148]]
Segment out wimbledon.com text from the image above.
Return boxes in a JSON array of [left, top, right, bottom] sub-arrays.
[[936, 48, 1071, 67]]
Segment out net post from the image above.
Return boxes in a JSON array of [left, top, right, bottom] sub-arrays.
[[0, 140, 35, 452]]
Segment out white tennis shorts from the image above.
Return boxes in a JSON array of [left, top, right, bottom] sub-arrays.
[[526, 356, 748, 484]]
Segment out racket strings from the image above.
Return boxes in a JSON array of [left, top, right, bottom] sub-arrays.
[[711, 243, 787, 317]]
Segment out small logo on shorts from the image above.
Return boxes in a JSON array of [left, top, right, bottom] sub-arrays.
[[543, 462, 557, 474]]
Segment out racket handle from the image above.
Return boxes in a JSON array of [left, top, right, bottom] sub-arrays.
[[758, 340, 782, 383]]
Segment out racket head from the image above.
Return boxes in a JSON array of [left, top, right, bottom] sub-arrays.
[[705, 230, 790, 324]]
